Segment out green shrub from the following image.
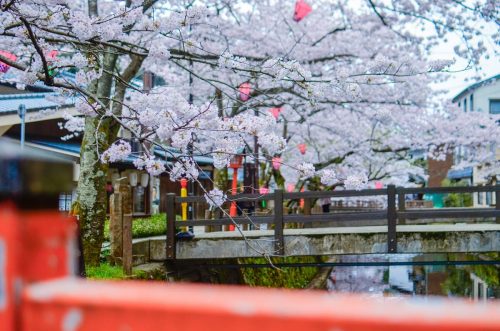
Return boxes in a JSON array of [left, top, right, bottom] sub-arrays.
[[104, 213, 168, 241], [441, 179, 473, 208]]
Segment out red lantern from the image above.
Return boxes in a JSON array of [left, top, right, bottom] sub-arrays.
[[272, 157, 282, 170], [229, 154, 244, 169], [286, 183, 295, 192], [259, 187, 269, 195], [298, 143, 307, 155], [293, 0, 312, 22], [299, 187, 305, 208], [375, 181, 383, 189], [0, 50, 17, 73], [239, 82, 251, 101], [269, 107, 282, 120], [46, 50, 58, 61]]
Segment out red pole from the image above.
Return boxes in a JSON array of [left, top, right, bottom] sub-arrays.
[[229, 166, 238, 231]]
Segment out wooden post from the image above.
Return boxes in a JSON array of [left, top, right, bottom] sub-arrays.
[[302, 198, 311, 229], [398, 188, 406, 225], [122, 214, 133, 276], [495, 186, 499, 224], [274, 189, 284, 255], [387, 185, 397, 253], [166, 193, 176, 260], [204, 209, 213, 233]]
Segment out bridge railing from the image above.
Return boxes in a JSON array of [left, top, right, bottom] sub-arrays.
[[165, 185, 500, 259]]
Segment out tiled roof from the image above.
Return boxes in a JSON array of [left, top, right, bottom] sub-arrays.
[[0, 92, 74, 115], [153, 146, 213, 165], [29, 140, 215, 170]]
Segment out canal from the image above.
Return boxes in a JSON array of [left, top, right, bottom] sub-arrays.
[[327, 253, 500, 300]]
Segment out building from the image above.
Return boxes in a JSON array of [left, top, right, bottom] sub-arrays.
[[449, 74, 500, 206]]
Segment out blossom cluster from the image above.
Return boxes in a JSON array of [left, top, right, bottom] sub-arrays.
[[101, 140, 131, 164], [169, 159, 199, 182], [205, 188, 226, 208], [133, 155, 166, 176], [343, 174, 369, 191]]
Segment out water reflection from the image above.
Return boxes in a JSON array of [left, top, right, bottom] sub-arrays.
[[327, 254, 500, 300]]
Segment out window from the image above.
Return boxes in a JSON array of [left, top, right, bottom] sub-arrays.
[[490, 100, 500, 114], [478, 192, 483, 205], [463, 98, 467, 112], [133, 186, 146, 213], [486, 191, 492, 205], [59, 193, 73, 211], [470, 94, 474, 112]]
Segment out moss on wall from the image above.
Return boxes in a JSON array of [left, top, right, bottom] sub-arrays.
[[238, 256, 322, 289]]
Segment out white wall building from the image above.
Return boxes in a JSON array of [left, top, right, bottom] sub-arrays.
[[451, 74, 499, 207]]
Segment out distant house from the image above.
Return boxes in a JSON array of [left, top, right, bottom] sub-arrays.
[[449, 74, 500, 207], [0, 81, 214, 216], [452, 74, 500, 115]]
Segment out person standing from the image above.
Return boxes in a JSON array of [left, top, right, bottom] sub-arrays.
[[319, 186, 331, 213]]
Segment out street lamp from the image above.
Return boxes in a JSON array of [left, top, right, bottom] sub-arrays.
[[229, 153, 244, 230], [17, 104, 26, 149]]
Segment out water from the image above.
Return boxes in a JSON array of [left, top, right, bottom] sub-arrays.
[[326, 254, 500, 300]]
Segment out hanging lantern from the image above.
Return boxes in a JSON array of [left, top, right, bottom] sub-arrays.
[[229, 154, 244, 169], [299, 187, 305, 209], [128, 171, 138, 187], [46, 50, 58, 61], [293, 0, 312, 22], [286, 183, 295, 192], [269, 107, 282, 120], [259, 187, 269, 195], [111, 172, 120, 183], [239, 82, 251, 101], [298, 143, 307, 155], [375, 181, 383, 189], [0, 50, 17, 73], [140, 173, 150, 187], [272, 157, 282, 170]]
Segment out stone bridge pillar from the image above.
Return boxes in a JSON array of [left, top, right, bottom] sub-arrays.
[[109, 182, 132, 274]]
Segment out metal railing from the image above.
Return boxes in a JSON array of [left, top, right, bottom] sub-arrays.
[[165, 185, 500, 259]]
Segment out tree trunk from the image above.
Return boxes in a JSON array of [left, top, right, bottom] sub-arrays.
[[77, 117, 110, 266]]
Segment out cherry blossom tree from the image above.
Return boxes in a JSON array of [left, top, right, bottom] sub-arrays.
[[0, 0, 498, 265]]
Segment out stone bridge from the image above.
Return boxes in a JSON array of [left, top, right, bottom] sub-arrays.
[[130, 185, 500, 262], [133, 223, 500, 260]]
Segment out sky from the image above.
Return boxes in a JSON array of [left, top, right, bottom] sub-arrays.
[[338, 0, 500, 102], [427, 23, 500, 101]]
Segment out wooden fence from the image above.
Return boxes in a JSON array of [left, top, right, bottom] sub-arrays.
[[166, 185, 500, 259]]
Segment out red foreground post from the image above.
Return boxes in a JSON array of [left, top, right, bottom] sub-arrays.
[[0, 203, 77, 331]]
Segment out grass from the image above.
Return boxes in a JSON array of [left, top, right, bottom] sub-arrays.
[[104, 213, 169, 241], [86, 263, 128, 280], [86, 263, 148, 280]]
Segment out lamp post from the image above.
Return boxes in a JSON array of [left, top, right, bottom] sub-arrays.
[[229, 154, 243, 231], [180, 177, 188, 232], [18, 104, 26, 149]]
